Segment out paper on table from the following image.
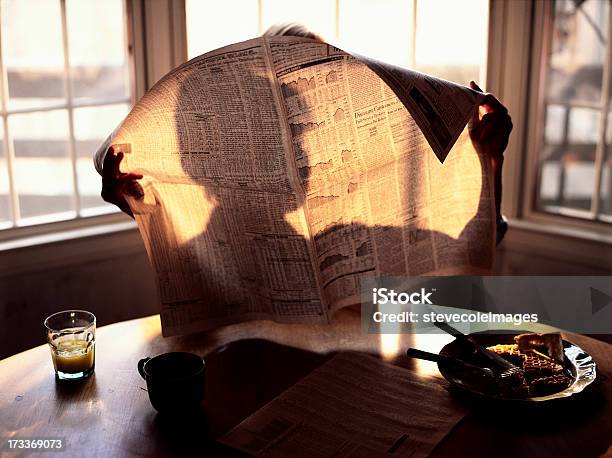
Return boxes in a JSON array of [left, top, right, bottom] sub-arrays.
[[95, 36, 494, 336], [218, 352, 468, 457]]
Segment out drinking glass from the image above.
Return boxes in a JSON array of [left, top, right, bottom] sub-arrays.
[[44, 310, 96, 381]]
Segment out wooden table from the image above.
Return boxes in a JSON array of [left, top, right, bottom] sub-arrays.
[[0, 309, 610, 457]]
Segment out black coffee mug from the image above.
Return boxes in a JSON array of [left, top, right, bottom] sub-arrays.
[[138, 352, 205, 415]]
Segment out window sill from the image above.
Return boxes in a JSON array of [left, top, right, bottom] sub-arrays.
[[0, 210, 133, 242], [507, 218, 612, 245], [502, 218, 612, 271], [0, 216, 145, 278], [0, 219, 138, 252]]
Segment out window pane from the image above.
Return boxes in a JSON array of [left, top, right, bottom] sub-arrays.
[[1, 0, 66, 111], [538, 107, 599, 212], [338, 0, 412, 68], [415, 0, 488, 84], [546, 0, 609, 105], [536, 0, 609, 217], [544, 104, 566, 144], [186, 0, 259, 58], [186, 0, 489, 83], [74, 104, 129, 212], [66, 0, 130, 103], [9, 110, 74, 222], [0, 124, 11, 225]]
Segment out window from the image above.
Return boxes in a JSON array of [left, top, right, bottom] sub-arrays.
[[185, 0, 489, 86], [535, 0, 611, 223], [0, 0, 132, 230]]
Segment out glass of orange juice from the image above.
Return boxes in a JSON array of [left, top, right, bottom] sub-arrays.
[[44, 310, 96, 381]]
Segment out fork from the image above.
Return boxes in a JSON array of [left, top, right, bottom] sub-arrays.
[[433, 320, 525, 381], [406, 348, 495, 378]]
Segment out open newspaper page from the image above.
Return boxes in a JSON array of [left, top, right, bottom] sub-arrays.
[[219, 352, 468, 457], [104, 38, 327, 336], [266, 37, 494, 313], [97, 36, 495, 336]]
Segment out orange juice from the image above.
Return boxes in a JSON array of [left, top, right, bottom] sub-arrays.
[[51, 340, 95, 374]]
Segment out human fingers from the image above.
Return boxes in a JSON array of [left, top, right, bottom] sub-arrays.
[[102, 147, 117, 180], [480, 111, 513, 134], [479, 115, 512, 147], [112, 151, 125, 176], [114, 175, 143, 194], [102, 172, 142, 202], [469, 83, 484, 138], [469, 106, 482, 140], [108, 150, 143, 181], [470, 80, 484, 92], [468, 82, 496, 138], [470, 113, 511, 156], [470, 82, 508, 114], [123, 172, 144, 180], [482, 93, 508, 114]]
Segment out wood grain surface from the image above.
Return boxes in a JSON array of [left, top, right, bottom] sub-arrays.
[[0, 308, 610, 457]]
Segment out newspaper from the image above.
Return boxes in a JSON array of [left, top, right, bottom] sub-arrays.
[[218, 352, 468, 457], [95, 36, 494, 336]]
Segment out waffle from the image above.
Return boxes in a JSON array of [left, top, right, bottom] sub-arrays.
[[515, 332, 564, 363], [486, 344, 526, 366], [479, 333, 571, 398], [530, 373, 572, 396], [522, 353, 564, 380]]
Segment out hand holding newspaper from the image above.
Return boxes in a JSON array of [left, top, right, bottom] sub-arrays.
[[95, 36, 492, 336]]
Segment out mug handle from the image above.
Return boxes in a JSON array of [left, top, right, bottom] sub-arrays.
[[138, 357, 151, 379]]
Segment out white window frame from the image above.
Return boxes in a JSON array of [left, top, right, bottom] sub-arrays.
[[486, 0, 612, 270], [492, 0, 612, 239], [0, 0, 154, 245], [5, 0, 610, 268], [522, 0, 612, 233]]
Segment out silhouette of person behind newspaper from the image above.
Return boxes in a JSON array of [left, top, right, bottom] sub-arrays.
[[99, 25, 511, 331]]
